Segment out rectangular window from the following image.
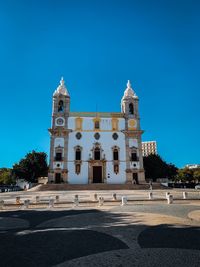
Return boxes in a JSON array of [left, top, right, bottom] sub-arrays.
[[94, 148, 100, 160], [75, 150, 81, 160], [131, 152, 137, 161], [113, 150, 119, 161], [55, 152, 62, 161]]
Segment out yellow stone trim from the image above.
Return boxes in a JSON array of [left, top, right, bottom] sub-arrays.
[[75, 117, 83, 131], [112, 118, 119, 131], [128, 119, 137, 130], [78, 130, 118, 132], [70, 112, 123, 118]]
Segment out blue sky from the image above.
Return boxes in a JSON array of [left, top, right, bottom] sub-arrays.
[[0, 0, 199, 168]]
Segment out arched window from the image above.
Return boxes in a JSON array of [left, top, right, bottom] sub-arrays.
[[129, 103, 134, 115], [113, 149, 119, 161], [94, 147, 100, 160], [58, 100, 64, 112], [75, 148, 81, 160]]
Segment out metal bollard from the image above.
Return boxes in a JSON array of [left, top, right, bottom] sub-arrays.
[[0, 200, 4, 209], [55, 195, 59, 203], [16, 197, 21, 204], [167, 194, 173, 204], [74, 195, 79, 206], [24, 199, 30, 209], [149, 192, 153, 200], [166, 192, 170, 199], [94, 193, 98, 201], [183, 192, 188, 199], [48, 198, 54, 208], [121, 196, 127, 206], [98, 197, 104, 206], [36, 196, 40, 203], [112, 193, 117, 200]]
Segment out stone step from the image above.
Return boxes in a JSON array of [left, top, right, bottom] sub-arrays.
[[38, 183, 166, 191]]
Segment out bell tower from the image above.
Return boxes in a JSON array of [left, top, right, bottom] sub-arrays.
[[121, 80, 145, 184], [121, 80, 139, 121], [48, 77, 71, 183]]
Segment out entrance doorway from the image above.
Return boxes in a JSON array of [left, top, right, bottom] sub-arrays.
[[132, 173, 138, 184], [55, 173, 61, 183], [93, 166, 102, 183]]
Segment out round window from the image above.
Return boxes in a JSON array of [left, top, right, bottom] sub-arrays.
[[112, 133, 118, 140], [94, 133, 100, 140], [76, 132, 82, 140], [56, 117, 65, 126]]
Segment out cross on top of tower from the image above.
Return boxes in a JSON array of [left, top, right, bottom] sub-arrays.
[[53, 77, 69, 96], [60, 77, 65, 86], [127, 80, 131, 88], [122, 80, 138, 99]]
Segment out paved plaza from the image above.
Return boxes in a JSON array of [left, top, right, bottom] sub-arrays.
[[0, 189, 200, 267]]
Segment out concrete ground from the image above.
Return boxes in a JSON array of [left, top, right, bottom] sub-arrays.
[[0, 189, 200, 267]]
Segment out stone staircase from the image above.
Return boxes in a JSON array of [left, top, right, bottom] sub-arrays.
[[38, 183, 166, 191]]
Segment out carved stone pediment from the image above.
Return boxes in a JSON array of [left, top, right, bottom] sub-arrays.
[[88, 159, 106, 164]]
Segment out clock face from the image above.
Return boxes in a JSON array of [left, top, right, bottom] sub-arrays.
[[56, 117, 65, 126], [128, 119, 137, 128]]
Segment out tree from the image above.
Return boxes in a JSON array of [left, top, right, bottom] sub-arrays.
[[0, 168, 14, 185], [166, 163, 178, 180], [176, 168, 194, 182], [143, 154, 178, 181], [12, 151, 48, 183], [193, 168, 200, 182]]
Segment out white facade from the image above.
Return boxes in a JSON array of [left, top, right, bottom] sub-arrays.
[[48, 79, 145, 184], [67, 118, 126, 184]]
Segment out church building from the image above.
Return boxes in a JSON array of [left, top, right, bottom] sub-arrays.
[[48, 78, 145, 184]]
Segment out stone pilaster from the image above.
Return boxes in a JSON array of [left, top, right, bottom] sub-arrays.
[[48, 78, 70, 184], [137, 134, 145, 182]]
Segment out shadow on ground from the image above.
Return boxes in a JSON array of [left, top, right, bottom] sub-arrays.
[[138, 224, 200, 250], [0, 209, 200, 267]]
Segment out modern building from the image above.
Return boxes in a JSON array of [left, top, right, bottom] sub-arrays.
[[142, 141, 157, 157], [48, 78, 145, 184], [185, 164, 200, 169]]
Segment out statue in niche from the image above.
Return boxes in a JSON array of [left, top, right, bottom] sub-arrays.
[[58, 100, 64, 112]]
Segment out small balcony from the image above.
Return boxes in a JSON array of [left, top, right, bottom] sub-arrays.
[[130, 157, 139, 162]]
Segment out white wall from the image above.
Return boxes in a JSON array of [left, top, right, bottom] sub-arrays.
[[67, 117, 126, 184], [129, 138, 138, 148]]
